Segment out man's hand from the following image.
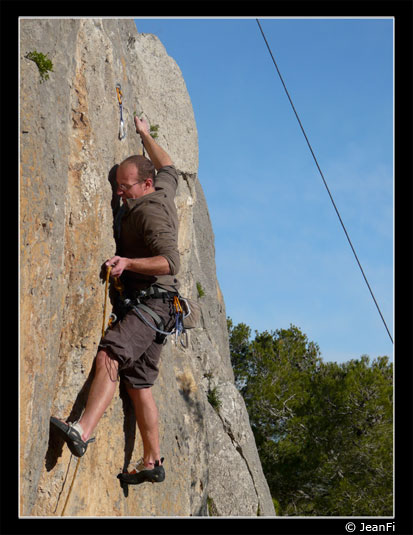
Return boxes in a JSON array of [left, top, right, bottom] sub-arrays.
[[134, 114, 173, 170], [134, 115, 150, 136], [105, 256, 129, 278]]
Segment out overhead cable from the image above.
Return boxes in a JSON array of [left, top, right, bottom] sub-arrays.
[[256, 18, 393, 345]]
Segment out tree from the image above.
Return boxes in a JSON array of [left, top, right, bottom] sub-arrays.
[[227, 319, 393, 516]]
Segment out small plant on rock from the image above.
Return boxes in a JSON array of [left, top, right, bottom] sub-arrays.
[[204, 372, 222, 413], [133, 112, 159, 139], [26, 50, 54, 82], [149, 124, 159, 139], [207, 386, 222, 412], [196, 282, 206, 298]]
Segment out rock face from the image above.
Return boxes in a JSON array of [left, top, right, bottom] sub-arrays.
[[19, 18, 275, 517]]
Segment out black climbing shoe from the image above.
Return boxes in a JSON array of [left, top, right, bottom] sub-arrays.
[[50, 417, 95, 457], [118, 458, 165, 484]]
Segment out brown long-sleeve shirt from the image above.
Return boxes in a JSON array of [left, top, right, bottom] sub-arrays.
[[117, 165, 180, 291]]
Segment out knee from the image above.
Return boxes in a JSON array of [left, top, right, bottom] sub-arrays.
[[127, 385, 153, 402], [95, 349, 118, 372]]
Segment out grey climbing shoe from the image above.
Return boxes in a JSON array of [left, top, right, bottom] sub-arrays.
[[50, 417, 95, 457], [118, 457, 165, 484]]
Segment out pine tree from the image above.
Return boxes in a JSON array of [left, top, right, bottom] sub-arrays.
[[228, 319, 393, 516]]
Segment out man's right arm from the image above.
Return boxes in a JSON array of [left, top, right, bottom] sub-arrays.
[[134, 116, 173, 170]]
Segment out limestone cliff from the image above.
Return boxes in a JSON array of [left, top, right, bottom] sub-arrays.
[[19, 18, 275, 517]]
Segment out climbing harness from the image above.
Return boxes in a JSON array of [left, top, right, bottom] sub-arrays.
[[102, 266, 198, 348], [130, 291, 198, 348], [113, 284, 191, 348], [116, 83, 126, 140]]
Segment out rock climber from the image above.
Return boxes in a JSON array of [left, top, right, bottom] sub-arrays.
[[51, 114, 181, 485]]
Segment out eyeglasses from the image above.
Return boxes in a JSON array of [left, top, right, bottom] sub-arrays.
[[117, 181, 143, 191]]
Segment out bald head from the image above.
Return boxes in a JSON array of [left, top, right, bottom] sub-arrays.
[[120, 155, 155, 182]]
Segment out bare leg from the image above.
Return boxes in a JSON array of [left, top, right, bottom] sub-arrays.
[[126, 386, 161, 467], [77, 349, 119, 441]]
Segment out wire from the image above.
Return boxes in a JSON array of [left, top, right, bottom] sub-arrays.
[[256, 19, 393, 345]]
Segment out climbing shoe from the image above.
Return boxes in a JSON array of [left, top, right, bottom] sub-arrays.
[[118, 457, 165, 484], [50, 417, 95, 457]]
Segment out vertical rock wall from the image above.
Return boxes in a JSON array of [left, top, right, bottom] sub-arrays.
[[19, 18, 275, 517]]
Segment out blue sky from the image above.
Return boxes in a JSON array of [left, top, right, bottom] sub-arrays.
[[134, 17, 394, 364]]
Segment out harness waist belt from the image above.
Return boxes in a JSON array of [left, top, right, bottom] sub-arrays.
[[128, 285, 178, 300]]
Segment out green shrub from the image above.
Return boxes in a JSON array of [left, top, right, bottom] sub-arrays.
[[26, 50, 53, 82], [207, 386, 222, 412], [149, 124, 159, 139], [196, 282, 206, 298]]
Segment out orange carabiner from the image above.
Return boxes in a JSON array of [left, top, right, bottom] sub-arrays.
[[174, 295, 183, 314], [116, 84, 122, 105]]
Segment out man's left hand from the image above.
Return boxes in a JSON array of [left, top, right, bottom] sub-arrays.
[[105, 256, 129, 278]]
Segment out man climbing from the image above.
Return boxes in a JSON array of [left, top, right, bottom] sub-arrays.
[[51, 114, 181, 484]]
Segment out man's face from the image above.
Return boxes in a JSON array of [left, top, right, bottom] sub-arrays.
[[116, 164, 152, 202]]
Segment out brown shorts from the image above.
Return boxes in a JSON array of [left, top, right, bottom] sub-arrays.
[[98, 297, 175, 389]]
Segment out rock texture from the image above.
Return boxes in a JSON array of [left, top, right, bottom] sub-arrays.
[[19, 18, 275, 517]]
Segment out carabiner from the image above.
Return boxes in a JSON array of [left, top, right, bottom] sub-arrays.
[[108, 312, 117, 328], [116, 83, 123, 105], [180, 330, 188, 349]]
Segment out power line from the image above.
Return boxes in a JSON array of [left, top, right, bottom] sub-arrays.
[[256, 18, 393, 345]]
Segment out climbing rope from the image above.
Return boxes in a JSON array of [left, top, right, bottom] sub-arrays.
[[102, 265, 112, 336], [256, 19, 393, 345], [60, 266, 118, 516], [102, 265, 125, 335], [102, 265, 116, 336], [61, 456, 80, 516]]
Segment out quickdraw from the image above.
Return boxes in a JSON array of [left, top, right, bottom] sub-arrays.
[[115, 83, 126, 140], [173, 296, 187, 348]]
